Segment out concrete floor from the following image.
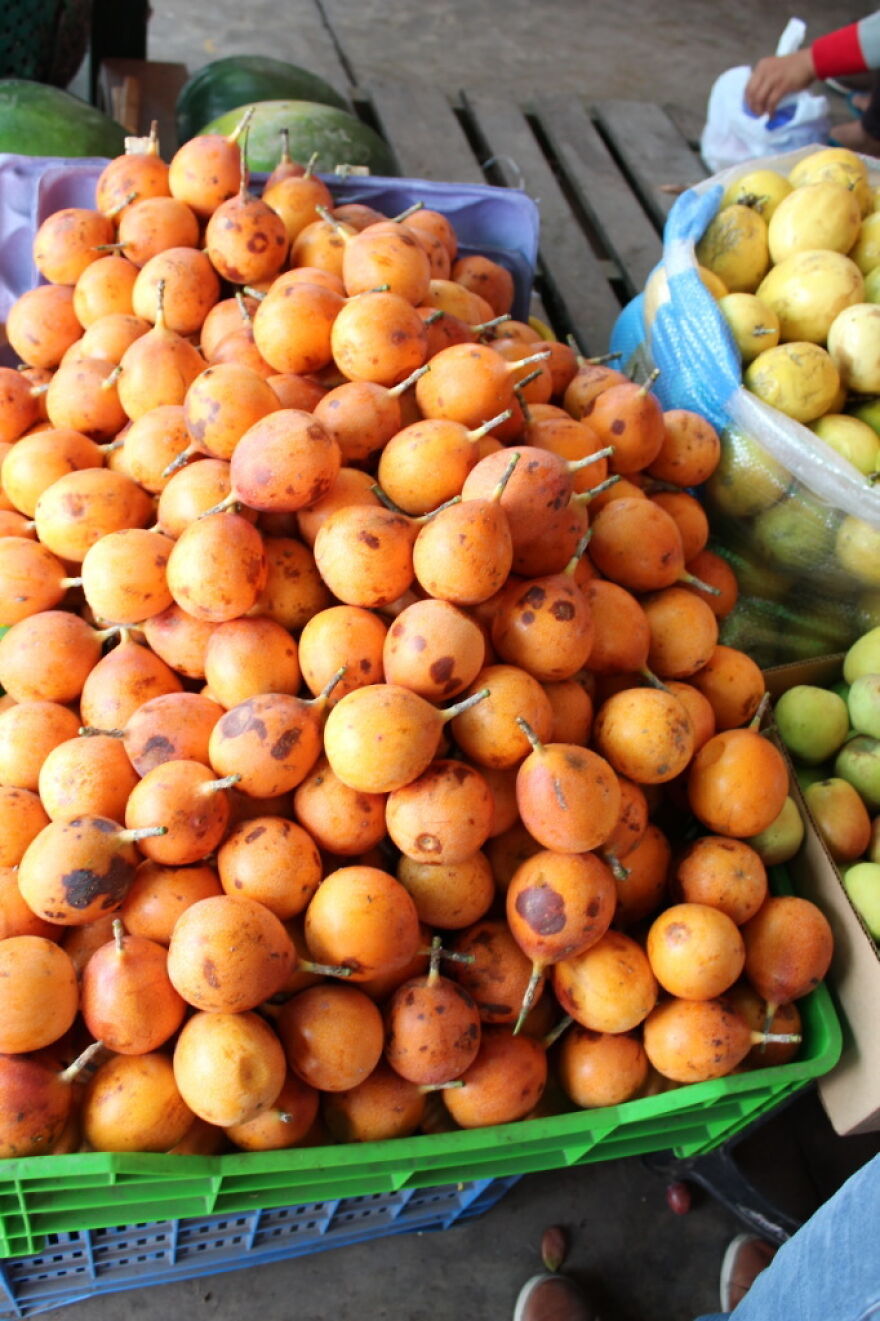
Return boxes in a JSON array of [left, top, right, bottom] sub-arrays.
[[31, 2, 876, 1318]]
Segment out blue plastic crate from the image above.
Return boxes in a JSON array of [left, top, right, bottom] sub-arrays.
[[0, 1177, 518, 1318]]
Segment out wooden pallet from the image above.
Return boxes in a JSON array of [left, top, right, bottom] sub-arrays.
[[361, 82, 706, 354]]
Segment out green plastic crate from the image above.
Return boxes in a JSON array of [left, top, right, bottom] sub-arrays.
[[0, 917, 841, 1258]]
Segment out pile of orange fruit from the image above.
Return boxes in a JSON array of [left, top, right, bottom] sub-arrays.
[[0, 116, 833, 1159]]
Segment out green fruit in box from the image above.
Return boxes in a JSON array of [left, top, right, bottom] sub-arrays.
[[869, 816, 880, 864], [842, 861, 880, 939], [844, 625, 880, 682], [809, 414, 880, 477], [834, 734, 880, 810], [752, 491, 837, 573], [745, 796, 805, 865], [0, 79, 125, 158], [196, 100, 398, 177], [795, 762, 835, 794], [848, 674, 880, 740], [704, 426, 789, 519], [175, 55, 350, 145], [774, 684, 850, 763], [804, 777, 873, 863]]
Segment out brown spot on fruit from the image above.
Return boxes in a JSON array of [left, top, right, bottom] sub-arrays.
[[515, 884, 566, 935]]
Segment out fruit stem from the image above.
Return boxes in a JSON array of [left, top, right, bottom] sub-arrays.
[[162, 443, 198, 477], [427, 934, 443, 987], [515, 716, 542, 753], [563, 529, 593, 576], [603, 849, 631, 881], [751, 1031, 802, 1046], [200, 492, 242, 517], [303, 151, 320, 178], [513, 962, 544, 1035], [491, 450, 520, 502], [678, 569, 721, 597], [60, 575, 82, 589], [242, 285, 267, 302], [423, 307, 445, 325], [639, 666, 671, 693], [93, 241, 128, 253], [58, 1040, 106, 1086], [639, 366, 661, 396], [235, 289, 254, 322], [117, 825, 168, 842], [572, 474, 621, 507], [299, 959, 354, 978], [277, 1111, 293, 1123], [100, 364, 123, 391], [418, 1080, 465, 1092], [386, 363, 430, 397], [467, 408, 512, 442], [228, 105, 255, 146], [391, 200, 425, 223], [472, 313, 512, 336], [278, 126, 292, 165], [78, 725, 124, 738], [318, 666, 347, 703], [147, 120, 160, 156], [510, 348, 552, 372], [440, 686, 490, 724], [750, 693, 772, 732], [203, 773, 242, 795], [112, 918, 125, 952], [370, 482, 405, 513], [104, 191, 139, 219], [568, 446, 615, 473], [314, 204, 352, 240], [542, 1014, 574, 1050], [413, 493, 462, 524]]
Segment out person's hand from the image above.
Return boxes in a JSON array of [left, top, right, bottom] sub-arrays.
[[744, 48, 816, 116]]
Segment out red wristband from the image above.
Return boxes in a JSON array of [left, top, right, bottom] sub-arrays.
[[811, 23, 868, 79]]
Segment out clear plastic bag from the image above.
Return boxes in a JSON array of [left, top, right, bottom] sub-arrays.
[[610, 145, 880, 668]]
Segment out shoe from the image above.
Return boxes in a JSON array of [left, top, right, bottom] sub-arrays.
[[719, 1233, 777, 1312], [513, 1271, 596, 1321]]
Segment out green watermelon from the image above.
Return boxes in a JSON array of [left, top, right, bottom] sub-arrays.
[[0, 80, 125, 158], [176, 55, 351, 145], [197, 100, 398, 177]]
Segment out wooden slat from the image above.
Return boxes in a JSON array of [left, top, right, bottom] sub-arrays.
[[363, 81, 484, 184], [530, 93, 663, 297], [592, 100, 706, 230], [461, 92, 623, 356]]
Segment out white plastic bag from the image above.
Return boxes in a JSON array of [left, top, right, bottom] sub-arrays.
[[700, 18, 831, 172]]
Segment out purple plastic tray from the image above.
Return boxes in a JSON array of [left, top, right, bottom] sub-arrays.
[[0, 154, 540, 325]]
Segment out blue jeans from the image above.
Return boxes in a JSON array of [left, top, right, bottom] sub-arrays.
[[697, 1153, 880, 1320]]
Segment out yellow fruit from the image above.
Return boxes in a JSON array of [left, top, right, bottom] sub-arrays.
[[756, 249, 864, 344], [836, 516, 880, 586], [695, 204, 770, 293], [810, 414, 880, 477], [864, 265, 880, 304], [827, 303, 880, 395], [717, 292, 780, 362], [721, 169, 793, 222], [744, 341, 841, 423], [767, 182, 861, 264], [848, 212, 880, 276], [704, 425, 790, 518], [789, 147, 873, 216]]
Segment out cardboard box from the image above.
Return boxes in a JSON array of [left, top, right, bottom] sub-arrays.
[[764, 655, 880, 1136]]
